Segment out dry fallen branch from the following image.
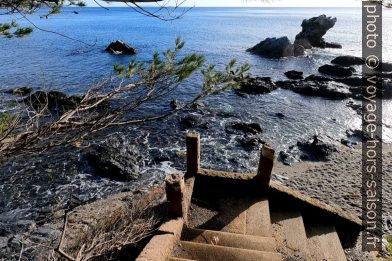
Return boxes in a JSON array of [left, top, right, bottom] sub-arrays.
[[56, 197, 159, 261]]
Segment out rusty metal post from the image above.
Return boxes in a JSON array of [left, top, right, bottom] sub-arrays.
[[186, 131, 200, 178], [165, 173, 186, 219], [255, 144, 275, 190]]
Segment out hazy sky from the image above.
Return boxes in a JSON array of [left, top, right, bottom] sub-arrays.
[[96, 0, 361, 8]]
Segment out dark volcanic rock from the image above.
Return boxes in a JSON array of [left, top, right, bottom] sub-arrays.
[[191, 102, 205, 110], [170, 99, 179, 110], [346, 77, 392, 100], [318, 64, 355, 77], [247, 37, 304, 58], [150, 149, 171, 164], [236, 77, 277, 95], [237, 136, 265, 151], [297, 135, 338, 161], [325, 42, 342, 48], [226, 122, 262, 135], [331, 55, 365, 66], [275, 113, 285, 119], [180, 115, 202, 128], [346, 129, 371, 142], [5, 87, 32, 96], [304, 74, 332, 82], [346, 100, 363, 115], [284, 70, 304, 80], [335, 77, 363, 87], [345, 128, 382, 142], [105, 40, 136, 55], [379, 62, 392, 72], [294, 15, 338, 49], [277, 80, 350, 100], [382, 78, 392, 98], [24, 91, 82, 114], [86, 136, 143, 181], [278, 136, 337, 165], [275, 80, 297, 89], [340, 138, 358, 148], [179, 114, 208, 129]]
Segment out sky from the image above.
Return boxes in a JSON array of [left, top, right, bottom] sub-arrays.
[[96, 0, 361, 8]]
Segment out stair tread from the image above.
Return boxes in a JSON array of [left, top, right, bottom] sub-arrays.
[[306, 224, 347, 261], [245, 197, 271, 237], [217, 198, 247, 234], [176, 240, 282, 261], [182, 227, 276, 252], [282, 210, 309, 257]]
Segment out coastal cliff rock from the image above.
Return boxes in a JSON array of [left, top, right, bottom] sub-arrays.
[[294, 15, 339, 49], [105, 40, 136, 55], [247, 37, 304, 58], [236, 76, 277, 95], [86, 136, 143, 181]]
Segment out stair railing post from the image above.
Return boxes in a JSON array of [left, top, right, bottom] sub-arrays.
[[186, 131, 200, 178], [256, 144, 275, 190], [165, 173, 187, 219]]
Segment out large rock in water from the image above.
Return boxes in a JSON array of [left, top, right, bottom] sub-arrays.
[[236, 77, 277, 95], [86, 136, 143, 181], [294, 15, 338, 49], [297, 135, 338, 160], [247, 37, 304, 58], [318, 64, 355, 77], [331, 55, 365, 66], [225, 122, 262, 135], [24, 91, 82, 114], [279, 135, 337, 165], [5, 86, 32, 96], [105, 40, 136, 55], [276, 80, 350, 100], [284, 70, 303, 80]]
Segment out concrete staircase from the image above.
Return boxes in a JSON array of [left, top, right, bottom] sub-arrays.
[[170, 197, 282, 261], [137, 133, 359, 261], [170, 196, 347, 261]]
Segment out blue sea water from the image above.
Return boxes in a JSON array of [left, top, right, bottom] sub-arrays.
[[0, 7, 391, 92], [1, 7, 391, 146]]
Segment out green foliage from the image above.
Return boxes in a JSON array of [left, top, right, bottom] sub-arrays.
[[113, 64, 126, 75], [201, 59, 250, 95], [0, 21, 33, 38], [113, 37, 250, 100], [114, 37, 206, 85], [14, 27, 33, 37], [0, 112, 15, 137]]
